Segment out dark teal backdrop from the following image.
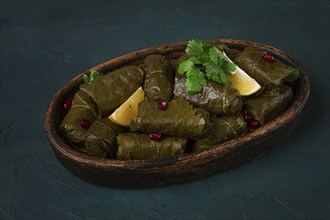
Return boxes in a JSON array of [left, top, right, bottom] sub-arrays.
[[1, 0, 329, 219]]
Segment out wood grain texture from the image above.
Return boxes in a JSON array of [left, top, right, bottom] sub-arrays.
[[44, 39, 310, 188]]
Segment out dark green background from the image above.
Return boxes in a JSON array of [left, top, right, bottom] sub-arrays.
[[1, 0, 329, 219]]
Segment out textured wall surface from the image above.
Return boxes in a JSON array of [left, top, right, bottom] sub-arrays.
[[0, 0, 329, 219]]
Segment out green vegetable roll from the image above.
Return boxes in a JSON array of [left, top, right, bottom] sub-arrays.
[[60, 91, 97, 147], [243, 85, 293, 125], [80, 66, 144, 117], [143, 55, 174, 102], [84, 118, 124, 158], [174, 77, 242, 115], [129, 97, 211, 138], [235, 45, 299, 86], [117, 133, 188, 160], [193, 114, 246, 152]]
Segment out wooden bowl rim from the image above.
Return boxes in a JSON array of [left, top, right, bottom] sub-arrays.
[[44, 39, 310, 172]]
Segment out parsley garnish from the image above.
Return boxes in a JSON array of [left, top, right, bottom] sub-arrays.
[[285, 69, 300, 83], [178, 40, 237, 94], [83, 69, 101, 83]]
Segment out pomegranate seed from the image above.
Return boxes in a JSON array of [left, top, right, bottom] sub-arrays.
[[240, 108, 248, 116], [158, 101, 168, 110], [249, 119, 259, 128], [149, 132, 162, 141], [262, 51, 273, 62], [244, 114, 252, 122], [248, 127, 255, 133], [63, 98, 72, 112], [80, 119, 91, 128]]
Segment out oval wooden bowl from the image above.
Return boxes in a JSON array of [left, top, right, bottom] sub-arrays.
[[44, 39, 310, 188]]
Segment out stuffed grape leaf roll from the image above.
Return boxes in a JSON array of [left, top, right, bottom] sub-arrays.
[[80, 66, 144, 117], [60, 90, 97, 147], [143, 55, 174, 102], [173, 76, 242, 115], [117, 133, 187, 160], [84, 118, 124, 158], [235, 45, 299, 86], [243, 85, 293, 125], [129, 97, 211, 138], [193, 114, 246, 152]]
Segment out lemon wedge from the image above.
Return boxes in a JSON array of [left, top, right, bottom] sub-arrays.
[[224, 52, 261, 96], [109, 87, 145, 126], [227, 66, 261, 96]]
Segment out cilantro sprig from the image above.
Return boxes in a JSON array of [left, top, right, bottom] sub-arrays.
[[83, 69, 101, 83], [178, 40, 237, 94]]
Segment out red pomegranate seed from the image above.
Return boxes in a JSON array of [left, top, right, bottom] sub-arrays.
[[244, 114, 252, 122], [158, 101, 168, 110], [262, 51, 273, 62], [249, 119, 259, 128], [248, 127, 255, 133], [80, 119, 91, 128], [240, 108, 247, 116], [149, 132, 162, 141], [63, 98, 72, 112]]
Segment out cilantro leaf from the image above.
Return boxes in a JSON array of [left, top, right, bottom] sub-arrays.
[[83, 69, 101, 83], [83, 74, 90, 83], [178, 39, 237, 94], [222, 60, 237, 73], [204, 62, 230, 85], [178, 59, 195, 75], [90, 69, 100, 81], [205, 47, 234, 85], [185, 67, 207, 95], [209, 47, 220, 65], [185, 40, 211, 63], [285, 69, 300, 82], [284, 69, 300, 87], [185, 40, 204, 57], [189, 56, 202, 65]]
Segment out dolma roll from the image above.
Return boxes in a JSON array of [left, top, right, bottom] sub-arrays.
[[80, 66, 144, 117], [193, 114, 246, 152], [243, 85, 293, 125], [235, 45, 299, 86], [143, 55, 174, 102], [117, 133, 188, 160], [173, 77, 242, 115], [130, 97, 211, 138], [60, 90, 97, 147], [84, 118, 124, 158]]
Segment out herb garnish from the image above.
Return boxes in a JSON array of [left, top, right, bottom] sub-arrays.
[[83, 69, 100, 83], [178, 40, 237, 94]]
